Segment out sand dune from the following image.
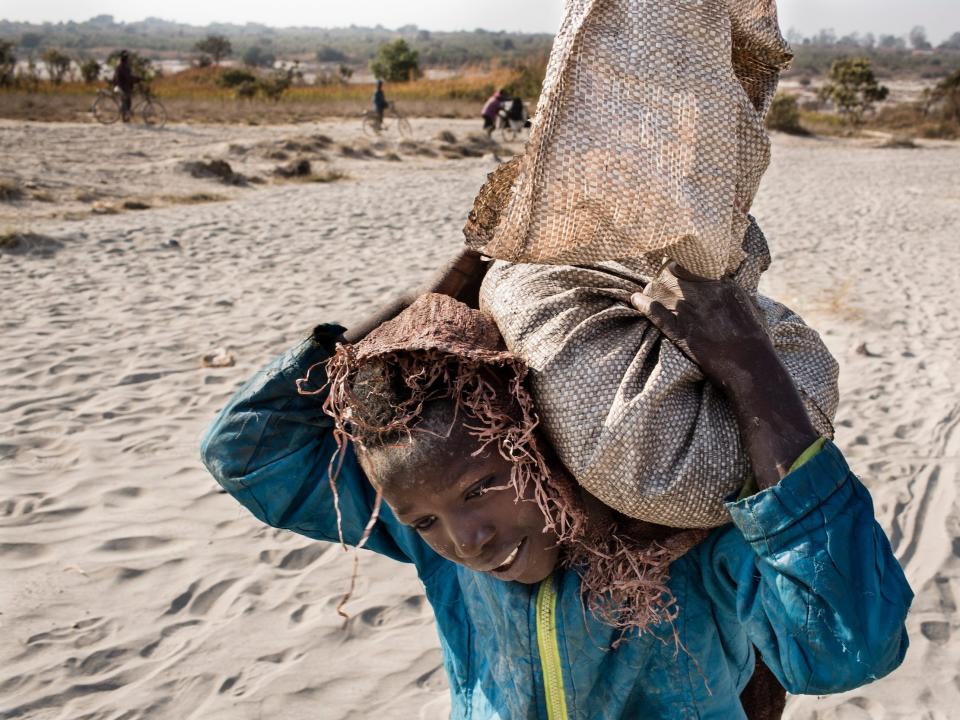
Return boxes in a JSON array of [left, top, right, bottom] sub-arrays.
[[1, 119, 958, 719]]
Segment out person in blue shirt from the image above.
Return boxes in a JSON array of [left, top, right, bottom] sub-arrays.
[[201, 249, 912, 720]]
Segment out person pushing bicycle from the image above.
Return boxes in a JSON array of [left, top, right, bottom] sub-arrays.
[[372, 79, 388, 131], [111, 51, 141, 123]]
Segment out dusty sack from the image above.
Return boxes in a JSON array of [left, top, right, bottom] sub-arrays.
[[468, 0, 792, 278], [480, 221, 839, 528]]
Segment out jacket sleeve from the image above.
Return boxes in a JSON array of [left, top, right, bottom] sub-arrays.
[[699, 441, 913, 695], [200, 324, 443, 573]]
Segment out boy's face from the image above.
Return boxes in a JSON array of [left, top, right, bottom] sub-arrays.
[[364, 421, 561, 584]]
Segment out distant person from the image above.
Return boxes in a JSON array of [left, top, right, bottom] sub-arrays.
[[111, 50, 141, 123], [482, 88, 507, 136], [372, 79, 388, 131]]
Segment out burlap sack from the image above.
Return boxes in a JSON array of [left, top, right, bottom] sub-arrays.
[[480, 221, 839, 528], [468, 0, 792, 279]]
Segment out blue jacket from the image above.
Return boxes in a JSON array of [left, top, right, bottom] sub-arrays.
[[201, 327, 913, 720]]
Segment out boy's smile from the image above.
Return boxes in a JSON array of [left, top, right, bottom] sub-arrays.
[[361, 419, 561, 584]]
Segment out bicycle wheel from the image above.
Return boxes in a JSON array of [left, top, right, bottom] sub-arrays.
[[500, 125, 518, 142], [396, 115, 413, 137], [140, 99, 167, 129], [92, 92, 120, 125], [362, 113, 387, 136]]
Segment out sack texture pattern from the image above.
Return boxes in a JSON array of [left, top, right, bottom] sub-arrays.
[[480, 221, 839, 527], [470, 0, 792, 279]]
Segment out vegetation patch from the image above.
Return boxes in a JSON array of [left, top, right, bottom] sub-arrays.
[[0, 231, 64, 258], [879, 135, 919, 149], [181, 159, 247, 185], [765, 94, 811, 135], [274, 158, 312, 178], [0, 178, 24, 201], [162, 192, 227, 204]]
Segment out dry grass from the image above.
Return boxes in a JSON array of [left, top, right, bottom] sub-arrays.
[[161, 193, 227, 205], [0, 67, 517, 124], [811, 279, 864, 321]]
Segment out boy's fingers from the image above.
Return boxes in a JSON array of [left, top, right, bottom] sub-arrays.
[[630, 292, 681, 344]]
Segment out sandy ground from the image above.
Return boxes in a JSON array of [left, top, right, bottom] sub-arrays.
[[1, 118, 958, 720]]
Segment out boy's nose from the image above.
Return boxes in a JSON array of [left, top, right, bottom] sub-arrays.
[[450, 520, 495, 561]]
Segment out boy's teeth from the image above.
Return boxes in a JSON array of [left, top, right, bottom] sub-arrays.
[[496, 542, 521, 571]]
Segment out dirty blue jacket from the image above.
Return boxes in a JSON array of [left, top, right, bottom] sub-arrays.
[[200, 327, 913, 720]]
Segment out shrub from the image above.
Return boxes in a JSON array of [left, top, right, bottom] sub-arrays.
[[218, 68, 257, 89], [80, 59, 101, 83], [0, 40, 15, 87], [819, 57, 889, 126], [259, 69, 293, 102], [42, 48, 72, 85], [766, 93, 807, 134], [370, 39, 421, 82]]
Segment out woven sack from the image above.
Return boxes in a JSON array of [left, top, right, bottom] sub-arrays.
[[480, 221, 839, 528], [468, 0, 792, 278]]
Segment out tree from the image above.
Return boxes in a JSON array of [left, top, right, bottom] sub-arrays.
[[42, 48, 72, 84], [909, 26, 932, 51], [243, 45, 275, 68], [928, 70, 960, 124], [19, 32, 42, 50], [939, 32, 960, 51], [0, 41, 15, 87], [878, 34, 905, 51], [195, 34, 232, 65], [316, 45, 348, 63], [819, 57, 889, 127], [80, 58, 101, 83], [812, 28, 837, 47], [369, 39, 421, 82]]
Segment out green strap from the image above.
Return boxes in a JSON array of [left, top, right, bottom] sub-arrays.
[[536, 575, 569, 720], [789, 436, 828, 473], [737, 437, 827, 501]]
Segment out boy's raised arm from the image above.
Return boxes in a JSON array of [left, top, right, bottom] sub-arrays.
[[200, 248, 490, 565], [632, 265, 913, 694]]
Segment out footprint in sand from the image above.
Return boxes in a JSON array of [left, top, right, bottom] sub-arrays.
[[98, 536, 171, 553], [920, 620, 951, 646], [26, 617, 118, 651]]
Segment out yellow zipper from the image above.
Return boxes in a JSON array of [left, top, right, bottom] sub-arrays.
[[536, 574, 569, 720]]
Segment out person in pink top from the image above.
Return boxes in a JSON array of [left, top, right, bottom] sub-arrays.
[[481, 88, 508, 136]]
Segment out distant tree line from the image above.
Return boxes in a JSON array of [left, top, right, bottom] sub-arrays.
[[0, 17, 554, 68]]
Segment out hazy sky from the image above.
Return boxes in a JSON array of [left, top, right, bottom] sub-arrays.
[[4, 0, 959, 44]]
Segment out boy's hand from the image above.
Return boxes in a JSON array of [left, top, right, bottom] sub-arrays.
[[629, 263, 773, 394], [344, 248, 489, 344], [630, 263, 819, 489]]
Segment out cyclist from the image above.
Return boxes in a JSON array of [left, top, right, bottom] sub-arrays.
[[372, 79, 388, 131], [111, 50, 141, 123], [481, 88, 508, 136]]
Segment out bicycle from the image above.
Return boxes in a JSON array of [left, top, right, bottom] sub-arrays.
[[92, 85, 167, 129], [362, 103, 412, 137], [498, 101, 530, 143]]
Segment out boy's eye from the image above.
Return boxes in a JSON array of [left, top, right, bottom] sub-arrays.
[[465, 475, 496, 500], [413, 516, 436, 532]]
